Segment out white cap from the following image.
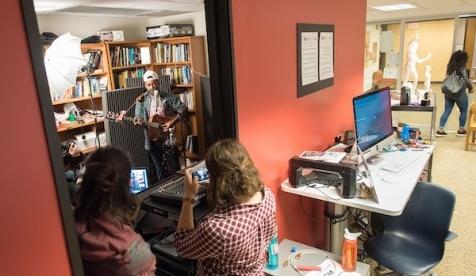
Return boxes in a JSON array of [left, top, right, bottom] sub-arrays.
[[143, 70, 158, 82]]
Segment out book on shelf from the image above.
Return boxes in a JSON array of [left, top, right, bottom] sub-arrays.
[[140, 47, 151, 64], [113, 68, 145, 89], [83, 78, 91, 96], [178, 89, 194, 110], [160, 66, 192, 85], [186, 135, 199, 154], [111, 46, 148, 67], [89, 78, 100, 95], [99, 77, 108, 91], [155, 43, 190, 63]]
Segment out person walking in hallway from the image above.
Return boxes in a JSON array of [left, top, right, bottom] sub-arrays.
[[437, 50, 473, 137]]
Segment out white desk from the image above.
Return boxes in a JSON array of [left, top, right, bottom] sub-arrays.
[[264, 239, 370, 276], [281, 145, 435, 254]]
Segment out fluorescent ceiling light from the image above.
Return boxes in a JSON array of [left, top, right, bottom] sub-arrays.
[[372, 3, 417, 11]]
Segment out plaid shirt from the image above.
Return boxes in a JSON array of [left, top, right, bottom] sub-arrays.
[[175, 188, 276, 276]]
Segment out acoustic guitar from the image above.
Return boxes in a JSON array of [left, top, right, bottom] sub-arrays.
[[106, 112, 182, 143]]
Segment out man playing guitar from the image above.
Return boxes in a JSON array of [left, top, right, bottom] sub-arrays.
[[132, 70, 187, 180]]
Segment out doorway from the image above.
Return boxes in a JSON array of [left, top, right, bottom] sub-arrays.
[[21, 0, 236, 274]]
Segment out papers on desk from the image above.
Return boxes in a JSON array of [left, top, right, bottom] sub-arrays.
[[300, 151, 346, 163], [303, 258, 361, 276]]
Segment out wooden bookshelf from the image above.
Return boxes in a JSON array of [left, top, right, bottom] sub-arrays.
[[43, 42, 111, 154], [152, 61, 191, 66], [150, 36, 207, 158], [105, 40, 152, 89], [52, 95, 101, 105], [104, 36, 207, 159], [56, 118, 104, 133], [111, 64, 152, 71]]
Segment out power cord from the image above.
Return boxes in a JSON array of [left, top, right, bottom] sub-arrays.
[[299, 185, 325, 223], [283, 249, 338, 276]]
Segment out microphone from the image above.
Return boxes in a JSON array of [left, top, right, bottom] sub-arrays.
[[136, 91, 148, 102]]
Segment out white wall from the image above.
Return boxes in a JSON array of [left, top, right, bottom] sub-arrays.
[[148, 11, 209, 73], [37, 15, 149, 41], [363, 24, 381, 91]]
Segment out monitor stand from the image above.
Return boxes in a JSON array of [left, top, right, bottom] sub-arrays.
[[347, 142, 382, 165]]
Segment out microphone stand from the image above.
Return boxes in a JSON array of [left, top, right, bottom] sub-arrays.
[[82, 50, 101, 150]]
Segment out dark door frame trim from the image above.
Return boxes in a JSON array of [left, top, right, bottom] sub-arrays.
[[20, 0, 236, 274]]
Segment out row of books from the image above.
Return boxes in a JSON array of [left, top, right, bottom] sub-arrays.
[[160, 66, 192, 86], [75, 77, 108, 97], [51, 77, 108, 102], [154, 43, 190, 63], [110, 46, 151, 67], [113, 68, 146, 89], [178, 89, 195, 110]]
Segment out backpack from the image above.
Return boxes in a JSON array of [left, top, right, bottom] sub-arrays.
[[442, 70, 466, 94]]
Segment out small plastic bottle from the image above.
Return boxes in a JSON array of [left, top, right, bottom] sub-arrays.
[[266, 231, 279, 270], [341, 228, 361, 272]]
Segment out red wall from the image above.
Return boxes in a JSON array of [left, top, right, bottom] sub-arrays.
[[232, 0, 366, 247], [0, 0, 366, 273], [0, 0, 71, 275]]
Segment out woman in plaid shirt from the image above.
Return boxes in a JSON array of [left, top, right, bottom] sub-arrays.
[[175, 139, 277, 275]]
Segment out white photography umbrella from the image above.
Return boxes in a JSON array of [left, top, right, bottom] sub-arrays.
[[44, 33, 86, 101]]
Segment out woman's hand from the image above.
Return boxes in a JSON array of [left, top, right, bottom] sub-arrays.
[[184, 168, 199, 199], [68, 143, 82, 157]]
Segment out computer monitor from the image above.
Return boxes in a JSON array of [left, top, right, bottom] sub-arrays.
[[353, 87, 394, 160], [130, 168, 149, 194]]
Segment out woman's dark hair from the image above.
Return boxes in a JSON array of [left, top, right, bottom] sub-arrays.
[[205, 139, 263, 207], [74, 146, 137, 225], [447, 50, 469, 75]]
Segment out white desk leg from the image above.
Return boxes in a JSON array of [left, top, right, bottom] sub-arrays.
[[431, 103, 436, 141], [325, 203, 347, 256]]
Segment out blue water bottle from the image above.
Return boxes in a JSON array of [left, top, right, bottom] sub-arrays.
[[401, 124, 410, 143], [266, 232, 279, 270]]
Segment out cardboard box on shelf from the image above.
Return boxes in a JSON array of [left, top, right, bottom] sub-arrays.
[[97, 30, 124, 42], [146, 24, 194, 39]]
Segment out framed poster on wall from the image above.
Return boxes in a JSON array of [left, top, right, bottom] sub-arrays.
[[297, 23, 334, 97]]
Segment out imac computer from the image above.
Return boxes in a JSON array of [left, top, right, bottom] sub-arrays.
[[352, 87, 394, 162]]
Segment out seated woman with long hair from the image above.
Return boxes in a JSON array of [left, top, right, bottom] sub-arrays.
[[74, 146, 156, 276], [175, 139, 277, 275]]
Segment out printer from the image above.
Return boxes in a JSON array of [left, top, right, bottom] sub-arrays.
[[289, 156, 357, 198]]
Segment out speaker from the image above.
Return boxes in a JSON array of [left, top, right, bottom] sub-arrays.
[[400, 86, 411, 105]]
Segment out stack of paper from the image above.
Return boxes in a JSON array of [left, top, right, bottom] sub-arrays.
[[300, 151, 347, 163]]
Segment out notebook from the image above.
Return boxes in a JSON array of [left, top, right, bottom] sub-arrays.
[[130, 168, 149, 194]]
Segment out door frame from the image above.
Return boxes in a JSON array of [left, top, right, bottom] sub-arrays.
[[20, 0, 236, 274]]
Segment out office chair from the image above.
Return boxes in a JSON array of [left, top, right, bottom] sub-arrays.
[[465, 102, 476, 151], [364, 182, 456, 276]]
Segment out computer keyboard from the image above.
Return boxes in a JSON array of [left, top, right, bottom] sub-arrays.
[[149, 174, 206, 207], [380, 152, 422, 173]]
